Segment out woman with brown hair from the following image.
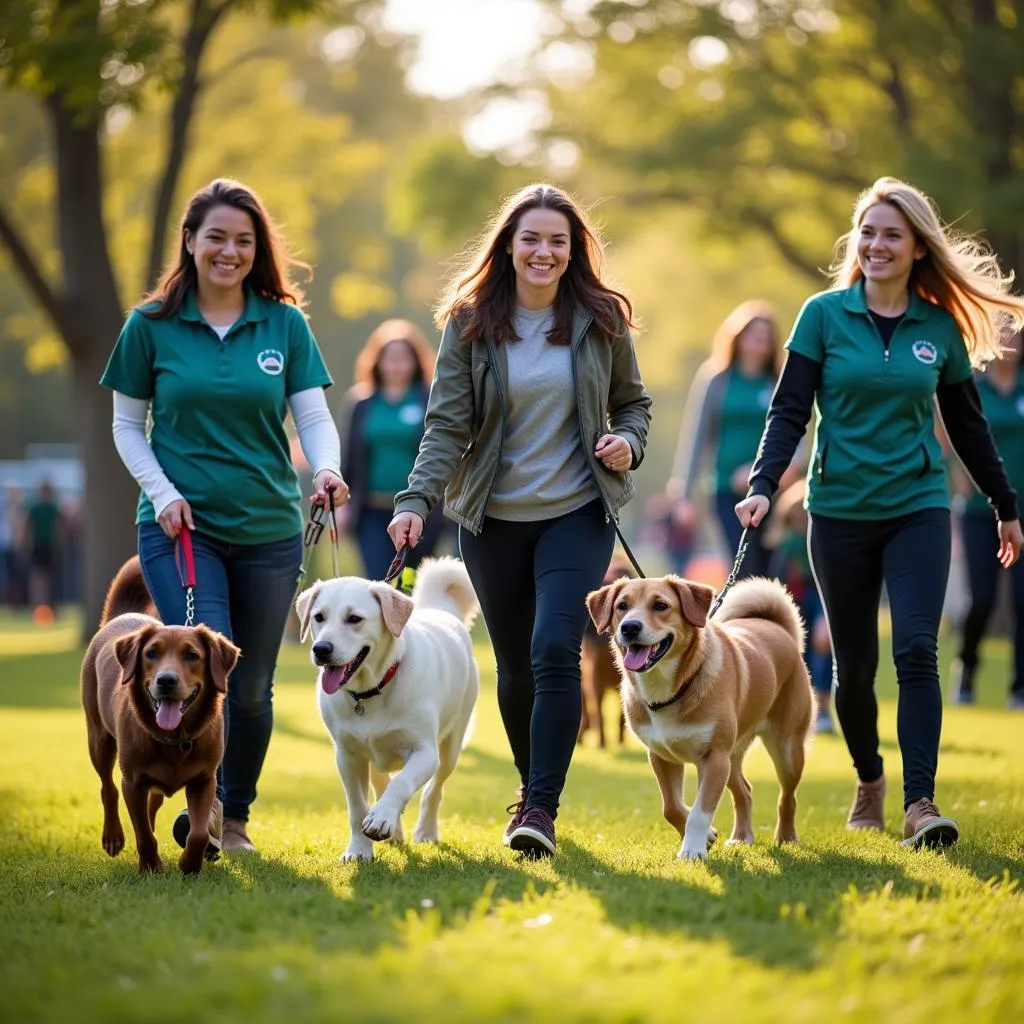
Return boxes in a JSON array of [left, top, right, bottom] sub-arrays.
[[387, 183, 652, 856], [101, 177, 347, 855], [668, 300, 801, 578], [338, 319, 446, 578], [738, 176, 1024, 848]]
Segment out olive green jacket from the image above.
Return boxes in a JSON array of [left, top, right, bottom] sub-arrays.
[[394, 308, 652, 535]]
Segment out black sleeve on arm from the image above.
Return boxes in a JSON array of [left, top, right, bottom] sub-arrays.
[[937, 377, 1019, 522], [747, 351, 820, 503]]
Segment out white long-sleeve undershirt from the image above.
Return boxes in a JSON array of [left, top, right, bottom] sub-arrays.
[[111, 387, 341, 518]]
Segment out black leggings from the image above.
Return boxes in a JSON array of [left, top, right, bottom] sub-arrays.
[[459, 499, 615, 819], [808, 508, 950, 809]]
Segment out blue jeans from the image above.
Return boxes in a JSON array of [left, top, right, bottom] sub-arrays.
[[356, 505, 445, 580], [138, 522, 303, 821], [797, 586, 834, 697], [458, 499, 615, 819]]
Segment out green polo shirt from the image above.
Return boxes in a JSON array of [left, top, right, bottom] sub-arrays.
[[100, 288, 332, 544], [714, 368, 775, 493], [787, 280, 972, 520], [965, 369, 1024, 517], [364, 387, 426, 495]]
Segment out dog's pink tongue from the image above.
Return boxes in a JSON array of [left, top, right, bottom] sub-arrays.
[[155, 700, 183, 731], [623, 646, 652, 672], [321, 665, 346, 695]]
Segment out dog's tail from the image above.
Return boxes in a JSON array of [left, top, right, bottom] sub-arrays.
[[715, 577, 805, 652], [101, 556, 157, 625], [411, 556, 479, 628]]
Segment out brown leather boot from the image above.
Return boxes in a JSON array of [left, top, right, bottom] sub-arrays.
[[846, 776, 886, 830], [901, 798, 959, 849], [222, 817, 257, 854]]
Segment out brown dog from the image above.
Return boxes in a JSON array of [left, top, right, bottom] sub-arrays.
[[579, 557, 635, 748], [80, 557, 239, 874], [587, 575, 812, 861]]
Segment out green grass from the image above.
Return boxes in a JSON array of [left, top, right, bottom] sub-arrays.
[[1, 609, 1022, 1023]]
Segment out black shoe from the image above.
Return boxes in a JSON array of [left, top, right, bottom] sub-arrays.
[[172, 800, 223, 862], [508, 807, 556, 857]]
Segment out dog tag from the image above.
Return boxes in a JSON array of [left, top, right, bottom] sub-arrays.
[[353, 701, 365, 716], [179, 739, 193, 753]]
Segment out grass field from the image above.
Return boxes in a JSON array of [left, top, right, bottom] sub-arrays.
[[1, 608, 1022, 1023]]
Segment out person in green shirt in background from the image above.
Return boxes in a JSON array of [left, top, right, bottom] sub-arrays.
[[668, 301, 803, 578], [24, 480, 63, 614], [950, 330, 1024, 709], [337, 319, 449, 580], [102, 178, 348, 858], [738, 176, 1024, 850]]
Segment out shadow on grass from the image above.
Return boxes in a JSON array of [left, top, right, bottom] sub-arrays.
[[553, 835, 924, 972]]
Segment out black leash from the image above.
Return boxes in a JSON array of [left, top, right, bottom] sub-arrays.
[[612, 520, 754, 621], [302, 488, 341, 579]]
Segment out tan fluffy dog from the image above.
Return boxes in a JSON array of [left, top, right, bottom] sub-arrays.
[[81, 558, 240, 875], [586, 575, 812, 861]]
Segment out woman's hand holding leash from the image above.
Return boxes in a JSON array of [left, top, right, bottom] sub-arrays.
[[595, 433, 632, 473], [998, 519, 1023, 568], [312, 469, 349, 506], [735, 494, 770, 529], [157, 499, 195, 539], [388, 511, 424, 551]]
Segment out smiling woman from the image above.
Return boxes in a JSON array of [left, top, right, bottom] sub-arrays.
[[736, 175, 1024, 852], [99, 177, 349, 859]]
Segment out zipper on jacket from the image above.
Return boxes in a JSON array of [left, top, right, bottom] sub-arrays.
[[475, 340, 507, 532], [569, 315, 617, 524]]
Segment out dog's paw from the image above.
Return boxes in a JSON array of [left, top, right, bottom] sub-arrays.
[[707, 825, 719, 848], [341, 837, 375, 863], [137, 855, 165, 875], [178, 850, 205, 875], [387, 821, 405, 846], [412, 824, 439, 844], [102, 824, 125, 857], [677, 839, 709, 862], [362, 803, 400, 842]]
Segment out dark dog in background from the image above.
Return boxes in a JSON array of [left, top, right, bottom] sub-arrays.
[[578, 555, 636, 748]]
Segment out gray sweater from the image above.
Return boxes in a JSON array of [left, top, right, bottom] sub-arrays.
[[486, 306, 601, 521]]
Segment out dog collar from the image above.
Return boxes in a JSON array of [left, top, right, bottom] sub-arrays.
[[152, 731, 194, 752], [645, 675, 695, 713], [349, 661, 401, 716]]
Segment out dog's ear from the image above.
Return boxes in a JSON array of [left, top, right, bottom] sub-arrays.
[[667, 576, 714, 629], [294, 581, 323, 642], [197, 625, 240, 694], [113, 624, 157, 686], [586, 579, 627, 635], [370, 583, 415, 638]]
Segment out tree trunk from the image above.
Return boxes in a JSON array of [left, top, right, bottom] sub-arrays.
[[50, 101, 138, 639]]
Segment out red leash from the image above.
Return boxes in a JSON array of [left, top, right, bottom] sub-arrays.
[[175, 526, 197, 627]]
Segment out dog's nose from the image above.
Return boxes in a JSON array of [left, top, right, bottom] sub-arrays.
[[619, 620, 643, 642], [155, 671, 179, 695], [312, 640, 333, 664]]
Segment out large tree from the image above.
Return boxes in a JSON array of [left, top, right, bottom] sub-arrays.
[[0, 0, 379, 634], [537, 0, 1024, 282]]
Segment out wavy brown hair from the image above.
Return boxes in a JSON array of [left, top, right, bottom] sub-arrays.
[[354, 319, 436, 390], [435, 182, 635, 346], [702, 299, 782, 377], [139, 177, 308, 319], [830, 176, 1024, 367]]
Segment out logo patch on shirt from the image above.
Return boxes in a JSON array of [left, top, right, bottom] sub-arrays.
[[1016, 396, 1024, 418], [400, 404, 425, 425], [912, 340, 937, 365], [257, 349, 284, 376]]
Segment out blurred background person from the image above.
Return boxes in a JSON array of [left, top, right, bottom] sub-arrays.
[[950, 329, 1024, 709], [765, 477, 836, 733], [23, 480, 64, 615], [0, 484, 27, 609], [667, 300, 802, 578], [338, 318, 448, 579]]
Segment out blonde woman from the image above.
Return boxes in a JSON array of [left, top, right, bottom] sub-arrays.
[[668, 301, 801, 576], [737, 177, 1024, 849]]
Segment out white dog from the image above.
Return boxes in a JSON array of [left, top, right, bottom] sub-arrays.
[[295, 557, 480, 862]]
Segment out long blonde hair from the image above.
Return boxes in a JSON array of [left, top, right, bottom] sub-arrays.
[[702, 299, 782, 377], [829, 176, 1024, 367]]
